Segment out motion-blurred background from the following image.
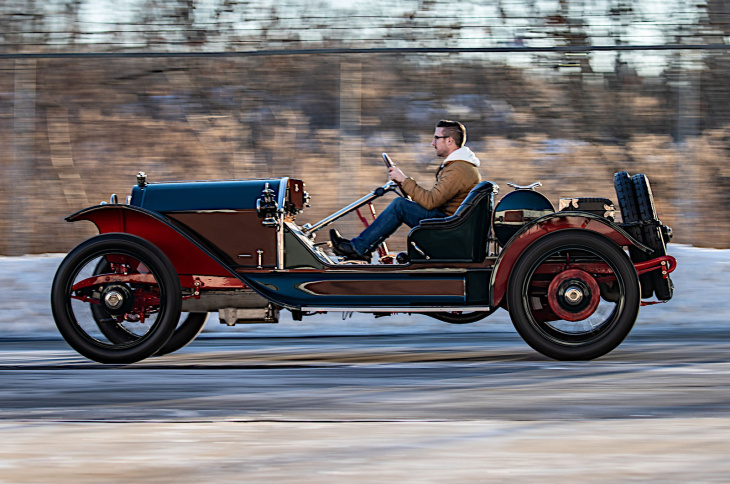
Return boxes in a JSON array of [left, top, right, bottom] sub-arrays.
[[1, 0, 728, 255]]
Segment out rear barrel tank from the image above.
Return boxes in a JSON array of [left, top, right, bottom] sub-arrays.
[[493, 183, 554, 246]]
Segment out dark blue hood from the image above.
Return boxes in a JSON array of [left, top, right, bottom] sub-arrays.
[[129, 178, 284, 212]]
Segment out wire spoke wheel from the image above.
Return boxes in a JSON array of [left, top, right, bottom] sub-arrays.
[[51, 234, 181, 364], [507, 231, 640, 360], [90, 258, 208, 355]]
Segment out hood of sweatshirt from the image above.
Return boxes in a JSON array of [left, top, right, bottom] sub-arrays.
[[441, 146, 480, 168]]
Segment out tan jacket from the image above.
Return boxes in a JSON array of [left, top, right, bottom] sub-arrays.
[[401, 159, 481, 216]]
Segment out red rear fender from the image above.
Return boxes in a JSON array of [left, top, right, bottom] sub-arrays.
[[490, 213, 648, 308]]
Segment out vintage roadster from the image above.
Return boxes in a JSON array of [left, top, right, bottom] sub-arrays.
[[51, 155, 676, 364]]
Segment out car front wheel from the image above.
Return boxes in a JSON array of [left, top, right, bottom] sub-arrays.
[[51, 234, 182, 364]]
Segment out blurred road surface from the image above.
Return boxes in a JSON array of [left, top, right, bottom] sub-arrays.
[[1, 329, 729, 482]]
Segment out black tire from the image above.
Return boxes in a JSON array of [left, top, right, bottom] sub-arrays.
[[426, 310, 495, 324], [507, 231, 640, 361], [615, 171, 651, 297], [614, 171, 639, 223], [89, 258, 207, 355], [632, 174, 674, 300], [51, 234, 181, 364], [156, 312, 208, 355]]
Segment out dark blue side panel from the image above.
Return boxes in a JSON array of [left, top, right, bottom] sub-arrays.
[[241, 272, 467, 308]]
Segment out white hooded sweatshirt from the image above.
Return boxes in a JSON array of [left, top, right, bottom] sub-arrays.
[[441, 146, 481, 168]]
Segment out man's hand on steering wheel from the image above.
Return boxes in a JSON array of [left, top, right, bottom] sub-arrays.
[[381, 152, 410, 199], [387, 167, 410, 199], [388, 167, 407, 184]]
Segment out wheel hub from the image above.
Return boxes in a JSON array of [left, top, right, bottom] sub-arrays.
[[547, 269, 600, 322], [563, 285, 584, 305], [104, 291, 124, 310], [100, 284, 134, 316]]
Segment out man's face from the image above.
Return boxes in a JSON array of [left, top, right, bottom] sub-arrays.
[[432, 127, 453, 158]]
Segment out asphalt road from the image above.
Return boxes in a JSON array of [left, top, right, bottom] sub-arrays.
[[1, 328, 730, 482]]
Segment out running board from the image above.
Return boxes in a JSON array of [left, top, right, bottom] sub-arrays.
[[301, 307, 492, 313]]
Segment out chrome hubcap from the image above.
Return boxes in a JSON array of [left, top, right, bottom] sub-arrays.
[[104, 291, 124, 310], [563, 285, 584, 305]]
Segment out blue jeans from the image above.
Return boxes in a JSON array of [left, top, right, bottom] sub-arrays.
[[350, 197, 447, 255]]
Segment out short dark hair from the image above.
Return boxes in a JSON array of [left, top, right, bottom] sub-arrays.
[[436, 119, 466, 147]]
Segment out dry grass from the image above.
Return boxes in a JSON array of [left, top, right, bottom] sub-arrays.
[[1, 56, 728, 254]]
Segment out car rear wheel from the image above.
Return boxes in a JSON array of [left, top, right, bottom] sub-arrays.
[[507, 231, 640, 361], [51, 234, 181, 364]]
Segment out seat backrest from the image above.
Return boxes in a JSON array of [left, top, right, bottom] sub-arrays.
[[407, 181, 499, 262], [451, 181, 498, 219]]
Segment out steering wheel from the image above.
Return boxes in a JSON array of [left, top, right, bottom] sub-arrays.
[[381, 153, 409, 199]]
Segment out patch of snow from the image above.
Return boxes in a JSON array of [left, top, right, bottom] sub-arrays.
[[0, 244, 726, 338]]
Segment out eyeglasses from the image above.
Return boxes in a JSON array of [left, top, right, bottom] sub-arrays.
[[433, 135, 450, 140]]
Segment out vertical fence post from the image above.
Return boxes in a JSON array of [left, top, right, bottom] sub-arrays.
[[339, 59, 362, 207], [47, 106, 89, 210], [9, 59, 36, 256], [677, 49, 700, 246]]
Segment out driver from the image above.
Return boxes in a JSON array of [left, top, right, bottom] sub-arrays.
[[330, 119, 482, 261]]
